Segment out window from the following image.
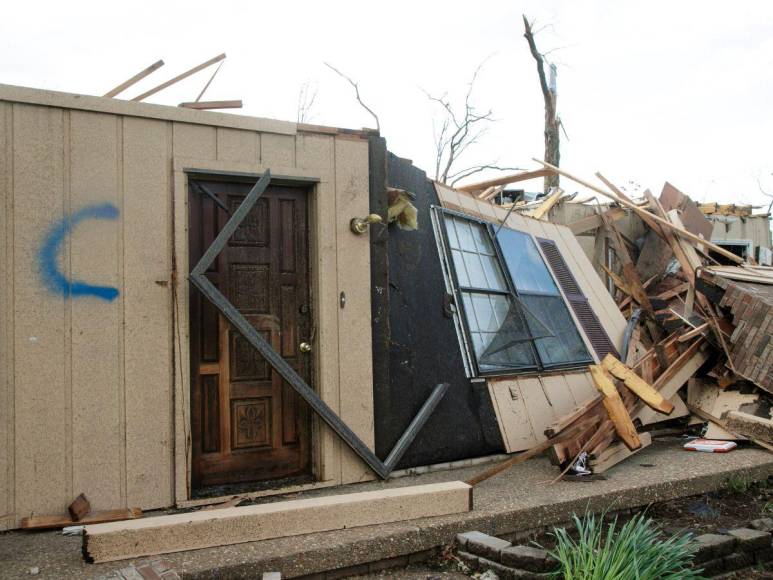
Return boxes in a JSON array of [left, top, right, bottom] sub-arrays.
[[435, 208, 593, 376]]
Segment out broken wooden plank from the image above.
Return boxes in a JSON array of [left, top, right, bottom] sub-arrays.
[[21, 508, 141, 530], [726, 412, 773, 444], [590, 432, 652, 473], [83, 483, 471, 563], [179, 100, 243, 110], [602, 354, 674, 414], [68, 493, 90, 521], [686, 404, 773, 452], [533, 159, 745, 264], [529, 187, 563, 220], [458, 168, 554, 193], [567, 207, 626, 235], [678, 322, 710, 342], [589, 365, 641, 450], [103, 59, 164, 98], [132, 53, 226, 102]]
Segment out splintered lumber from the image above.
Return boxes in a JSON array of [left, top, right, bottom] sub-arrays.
[[68, 493, 90, 521], [678, 322, 710, 342], [529, 187, 563, 220], [532, 159, 744, 264], [83, 483, 470, 562], [104, 59, 165, 98], [602, 354, 674, 414], [589, 365, 641, 450], [687, 404, 773, 453], [457, 168, 554, 193], [636, 339, 708, 426], [21, 508, 141, 531], [567, 207, 626, 235], [590, 432, 652, 473], [132, 53, 226, 102], [726, 412, 773, 444], [179, 100, 243, 110]]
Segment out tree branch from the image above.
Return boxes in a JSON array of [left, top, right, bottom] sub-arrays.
[[449, 165, 524, 186], [324, 62, 380, 132]]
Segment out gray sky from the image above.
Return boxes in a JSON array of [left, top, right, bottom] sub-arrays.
[[3, 0, 773, 209]]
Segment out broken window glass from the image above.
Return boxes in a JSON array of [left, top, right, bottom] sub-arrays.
[[439, 209, 592, 375]]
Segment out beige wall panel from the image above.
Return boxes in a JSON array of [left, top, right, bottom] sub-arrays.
[[216, 128, 259, 164], [539, 375, 578, 416], [0, 102, 12, 529], [261, 133, 296, 168], [295, 135, 340, 483], [333, 137, 374, 484], [487, 379, 538, 452], [564, 371, 597, 405], [172, 123, 216, 160], [68, 110, 124, 510], [123, 117, 173, 508], [12, 103, 68, 519], [517, 376, 556, 445]]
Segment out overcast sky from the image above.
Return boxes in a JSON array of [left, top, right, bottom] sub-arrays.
[[2, 0, 772, 210]]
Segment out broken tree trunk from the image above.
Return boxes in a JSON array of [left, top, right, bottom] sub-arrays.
[[523, 15, 559, 194]]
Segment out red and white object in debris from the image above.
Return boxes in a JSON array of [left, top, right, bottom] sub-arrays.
[[684, 439, 738, 453]]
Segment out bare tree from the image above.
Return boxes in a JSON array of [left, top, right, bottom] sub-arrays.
[[296, 80, 317, 124], [425, 63, 520, 186], [758, 173, 773, 214], [323, 63, 380, 131], [523, 14, 560, 194]]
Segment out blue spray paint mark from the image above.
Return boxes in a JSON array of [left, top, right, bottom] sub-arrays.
[[39, 202, 120, 301]]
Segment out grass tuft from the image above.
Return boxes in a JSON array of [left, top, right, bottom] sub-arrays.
[[544, 511, 704, 579]]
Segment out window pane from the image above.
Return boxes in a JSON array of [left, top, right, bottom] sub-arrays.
[[454, 217, 477, 252], [451, 249, 470, 287], [462, 292, 538, 372], [444, 215, 460, 249], [521, 294, 591, 366], [480, 254, 506, 290], [497, 228, 559, 295], [463, 251, 488, 288]]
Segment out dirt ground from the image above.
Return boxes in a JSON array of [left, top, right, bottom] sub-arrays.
[[355, 475, 773, 578]]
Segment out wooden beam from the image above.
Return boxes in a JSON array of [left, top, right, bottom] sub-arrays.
[[104, 60, 165, 98], [179, 100, 243, 110], [529, 187, 563, 220], [457, 168, 554, 193], [590, 432, 652, 473], [533, 160, 745, 264], [567, 207, 626, 235], [687, 404, 773, 453], [589, 365, 641, 450], [726, 412, 773, 444], [21, 508, 141, 530], [678, 322, 710, 342], [132, 53, 226, 102], [83, 483, 471, 562], [602, 354, 674, 414], [68, 493, 90, 521]]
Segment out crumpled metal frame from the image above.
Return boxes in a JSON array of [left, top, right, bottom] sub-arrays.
[[188, 169, 448, 478]]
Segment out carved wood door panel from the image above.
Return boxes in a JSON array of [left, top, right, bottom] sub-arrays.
[[189, 179, 312, 489]]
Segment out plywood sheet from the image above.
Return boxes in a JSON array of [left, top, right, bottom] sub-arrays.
[[123, 116, 173, 509], [69, 110, 123, 510], [0, 101, 12, 530]]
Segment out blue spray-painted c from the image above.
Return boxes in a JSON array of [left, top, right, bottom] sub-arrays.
[[39, 202, 120, 301]]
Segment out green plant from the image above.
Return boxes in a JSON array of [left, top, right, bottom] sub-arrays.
[[545, 512, 703, 579], [726, 474, 755, 494]]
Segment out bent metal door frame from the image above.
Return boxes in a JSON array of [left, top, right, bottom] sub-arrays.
[[186, 168, 449, 481]]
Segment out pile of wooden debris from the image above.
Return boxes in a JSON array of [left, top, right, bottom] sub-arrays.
[[467, 161, 773, 486]]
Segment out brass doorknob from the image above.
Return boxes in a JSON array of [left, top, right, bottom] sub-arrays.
[[299, 342, 312, 353]]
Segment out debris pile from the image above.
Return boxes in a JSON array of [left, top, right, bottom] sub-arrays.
[[467, 161, 773, 485]]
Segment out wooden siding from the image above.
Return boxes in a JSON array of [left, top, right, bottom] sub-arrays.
[[0, 86, 373, 529]]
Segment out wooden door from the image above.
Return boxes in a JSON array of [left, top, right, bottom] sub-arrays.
[[189, 179, 312, 489]]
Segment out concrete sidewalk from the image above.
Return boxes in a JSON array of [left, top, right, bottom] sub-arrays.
[[1, 438, 772, 579]]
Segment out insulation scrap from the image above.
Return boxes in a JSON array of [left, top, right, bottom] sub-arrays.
[[387, 187, 418, 231]]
